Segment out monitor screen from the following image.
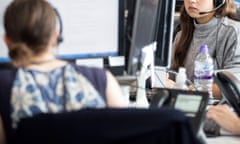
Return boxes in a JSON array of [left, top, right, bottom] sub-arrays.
[[174, 94, 202, 117], [0, 0, 124, 64], [127, 0, 175, 75]]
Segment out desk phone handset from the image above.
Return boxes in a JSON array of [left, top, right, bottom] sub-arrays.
[[215, 70, 240, 116]]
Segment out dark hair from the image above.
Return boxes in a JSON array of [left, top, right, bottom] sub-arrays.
[[172, 0, 237, 71], [4, 0, 57, 67]]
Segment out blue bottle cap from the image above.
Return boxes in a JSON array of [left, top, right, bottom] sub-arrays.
[[200, 44, 208, 53]]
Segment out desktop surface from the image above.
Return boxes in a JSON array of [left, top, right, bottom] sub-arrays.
[[207, 133, 240, 144]]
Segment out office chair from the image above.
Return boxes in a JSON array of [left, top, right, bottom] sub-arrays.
[[13, 108, 201, 144]]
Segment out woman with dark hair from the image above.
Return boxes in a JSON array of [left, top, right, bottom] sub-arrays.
[[171, 0, 240, 99], [0, 0, 127, 143]]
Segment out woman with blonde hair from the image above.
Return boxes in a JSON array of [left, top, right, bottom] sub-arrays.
[[0, 0, 127, 143]]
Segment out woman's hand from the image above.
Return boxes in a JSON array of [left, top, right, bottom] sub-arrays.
[[207, 104, 240, 134], [165, 73, 175, 88]]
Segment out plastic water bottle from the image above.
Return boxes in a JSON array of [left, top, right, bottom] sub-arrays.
[[173, 67, 188, 90], [194, 44, 214, 99]]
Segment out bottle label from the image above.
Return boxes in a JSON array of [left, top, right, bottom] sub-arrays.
[[194, 62, 213, 80]]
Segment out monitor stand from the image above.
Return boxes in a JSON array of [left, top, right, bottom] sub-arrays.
[[135, 67, 150, 108]]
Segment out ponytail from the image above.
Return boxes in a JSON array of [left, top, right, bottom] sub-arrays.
[[9, 43, 33, 67]]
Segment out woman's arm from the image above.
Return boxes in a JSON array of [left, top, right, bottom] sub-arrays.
[[105, 71, 128, 107], [0, 115, 6, 144], [212, 83, 222, 99]]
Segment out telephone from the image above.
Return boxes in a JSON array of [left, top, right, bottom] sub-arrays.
[[215, 70, 240, 116], [149, 88, 209, 135]]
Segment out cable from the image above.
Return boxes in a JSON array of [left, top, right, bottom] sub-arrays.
[[154, 70, 166, 88]]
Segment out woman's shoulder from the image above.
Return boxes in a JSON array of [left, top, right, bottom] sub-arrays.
[[221, 17, 240, 31], [0, 68, 17, 85], [69, 63, 107, 86], [69, 63, 107, 76], [69, 63, 108, 98]]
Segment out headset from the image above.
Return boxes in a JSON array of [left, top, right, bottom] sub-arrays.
[[53, 8, 64, 44], [215, 0, 227, 8], [199, 0, 226, 15]]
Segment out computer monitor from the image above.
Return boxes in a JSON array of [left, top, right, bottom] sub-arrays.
[[127, 0, 176, 75], [0, 0, 124, 66]]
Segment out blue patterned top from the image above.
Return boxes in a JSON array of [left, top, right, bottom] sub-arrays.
[[10, 64, 106, 128]]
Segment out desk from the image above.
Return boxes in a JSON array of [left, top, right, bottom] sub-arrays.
[[124, 88, 240, 143], [207, 129, 240, 144], [207, 136, 240, 144]]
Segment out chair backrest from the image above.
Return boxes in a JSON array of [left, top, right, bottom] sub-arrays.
[[14, 108, 200, 144]]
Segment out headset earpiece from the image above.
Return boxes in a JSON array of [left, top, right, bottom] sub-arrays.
[[200, 0, 225, 15], [214, 0, 223, 8], [53, 8, 63, 45], [57, 34, 63, 44]]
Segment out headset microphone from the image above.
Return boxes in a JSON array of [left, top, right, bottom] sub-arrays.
[[199, 0, 226, 15]]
